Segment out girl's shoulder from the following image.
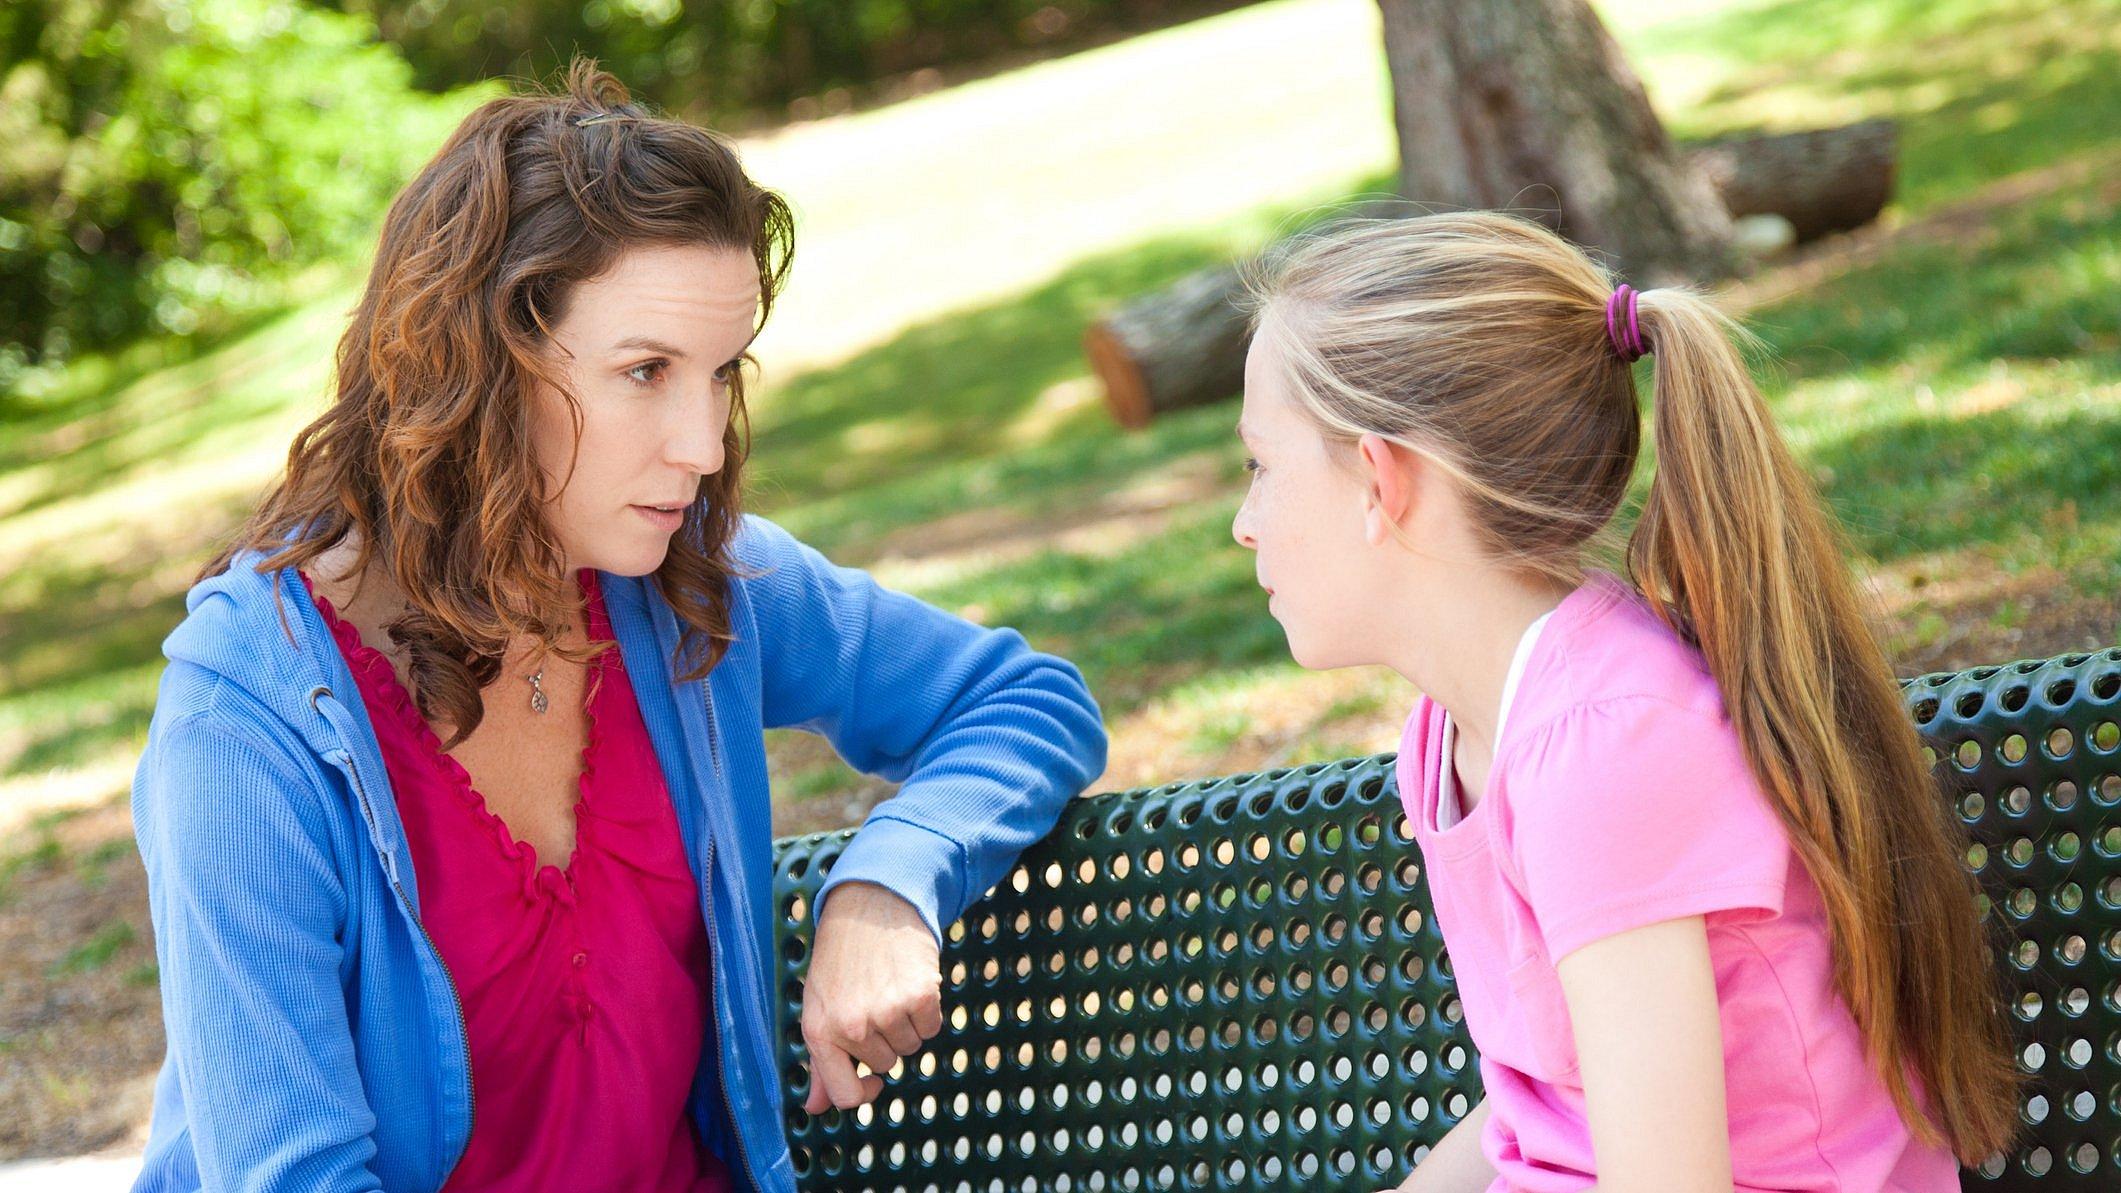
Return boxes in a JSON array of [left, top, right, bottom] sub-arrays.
[[1507, 570, 1731, 749], [1490, 574, 1764, 836]]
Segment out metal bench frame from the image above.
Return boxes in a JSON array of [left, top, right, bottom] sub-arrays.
[[772, 647, 2121, 1190]]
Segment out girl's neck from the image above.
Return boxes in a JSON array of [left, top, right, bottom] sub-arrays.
[[1388, 569, 1576, 758]]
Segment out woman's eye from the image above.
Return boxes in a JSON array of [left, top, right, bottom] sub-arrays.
[[1243, 457, 1262, 475], [624, 358, 739, 389]]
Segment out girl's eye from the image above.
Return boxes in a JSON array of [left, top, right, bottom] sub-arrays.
[[1243, 457, 1262, 475]]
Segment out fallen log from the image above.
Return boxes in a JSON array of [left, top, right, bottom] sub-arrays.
[[1691, 118, 1897, 243], [1088, 119, 1896, 428]]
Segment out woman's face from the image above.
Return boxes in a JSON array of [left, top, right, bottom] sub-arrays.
[[532, 242, 761, 576], [1230, 330, 1388, 670]]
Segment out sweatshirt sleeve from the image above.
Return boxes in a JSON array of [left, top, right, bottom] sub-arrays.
[[132, 682, 387, 1192], [1505, 695, 1790, 964], [738, 516, 1108, 943]]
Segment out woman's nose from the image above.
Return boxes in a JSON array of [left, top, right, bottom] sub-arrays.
[[668, 429, 723, 476], [667, 387, 727, 475]]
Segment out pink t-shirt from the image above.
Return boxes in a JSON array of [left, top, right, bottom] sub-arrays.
[[1397, 570, 1959, 1192]]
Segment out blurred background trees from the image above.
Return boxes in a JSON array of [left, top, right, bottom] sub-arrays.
[[0, 0, 1244, 388], [0, 0, 483, 382], [328, 0, 1231, 120]]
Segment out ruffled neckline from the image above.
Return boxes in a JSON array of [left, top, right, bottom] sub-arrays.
[[300, 570, 611, 905]]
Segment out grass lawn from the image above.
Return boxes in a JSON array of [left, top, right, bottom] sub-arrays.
[[1, 0, 2117, 1162]]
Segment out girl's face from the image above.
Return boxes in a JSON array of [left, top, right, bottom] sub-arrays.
[[1231, 331, 1394, 670], [531, 242, 761, 577]]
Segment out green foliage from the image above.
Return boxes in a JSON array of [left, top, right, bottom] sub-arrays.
[[0, 0, 491, 382], [327, 0, 1240, 122]]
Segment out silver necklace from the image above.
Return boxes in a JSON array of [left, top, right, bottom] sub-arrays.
[[527, 667, 549, 714]]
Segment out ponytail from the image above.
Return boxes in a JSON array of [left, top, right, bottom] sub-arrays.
[[1628, 289, 2024, 1161]]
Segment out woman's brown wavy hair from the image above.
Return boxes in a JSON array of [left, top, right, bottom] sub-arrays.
[[207, 58, 794, 748]]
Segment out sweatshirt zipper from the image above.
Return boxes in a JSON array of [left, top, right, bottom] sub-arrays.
[[696, 682, 768, 1193], [334, 739, 476, 1177]]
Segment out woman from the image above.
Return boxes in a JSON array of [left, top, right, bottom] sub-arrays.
[[129, 60, 1107, 1192]]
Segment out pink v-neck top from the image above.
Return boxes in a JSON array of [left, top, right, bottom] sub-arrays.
[[1397, 571, 1958, 1192], [305, 569, 733, 1192]]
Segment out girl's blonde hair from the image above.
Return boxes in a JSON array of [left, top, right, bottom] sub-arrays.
[[1245, 210, 2021, 1162]]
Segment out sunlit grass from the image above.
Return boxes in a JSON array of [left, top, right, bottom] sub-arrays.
[[2, 0, 2116, 833]]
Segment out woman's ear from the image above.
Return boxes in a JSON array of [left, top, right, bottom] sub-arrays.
[[1356, 433, 1417, 547]]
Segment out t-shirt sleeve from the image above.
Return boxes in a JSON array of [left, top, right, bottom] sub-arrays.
[[1504, 695, 1790, 964]]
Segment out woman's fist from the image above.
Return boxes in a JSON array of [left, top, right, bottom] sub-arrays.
[[799, 881, 945, 1113]]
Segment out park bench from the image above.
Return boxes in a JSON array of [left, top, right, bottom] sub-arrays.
[[771, 646, 2121, 1191]]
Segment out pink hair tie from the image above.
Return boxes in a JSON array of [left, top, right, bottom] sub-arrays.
[[1605, 284, 1649, 363]]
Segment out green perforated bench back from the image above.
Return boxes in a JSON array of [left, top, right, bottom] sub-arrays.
[[770, 648, 2121, 1190]]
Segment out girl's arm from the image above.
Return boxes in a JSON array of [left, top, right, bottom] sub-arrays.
[[1554, 915, 1735, 1193], [1383, 1095, 1494, 1193]]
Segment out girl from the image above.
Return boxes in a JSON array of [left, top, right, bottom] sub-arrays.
[[1231, 210, 2020, 1191], [129, 61, 1106, 1192]]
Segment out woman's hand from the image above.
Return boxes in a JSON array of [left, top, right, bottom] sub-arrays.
[[800, 880, 945, 1113]]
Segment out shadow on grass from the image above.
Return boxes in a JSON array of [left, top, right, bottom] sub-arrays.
[[749, 169, 1399, 556], [913, 498, 1283, 714], [1745, 172, 2120, 378], [0, 489, 261, 782], [749, 235, 1229, 500], [1811, 403, 2121, 567], [0, 297, 344, 526], [1655, 0, 2121, 216]]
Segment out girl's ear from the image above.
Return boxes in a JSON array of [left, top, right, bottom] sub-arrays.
[[1357, 433, 1418, 547]]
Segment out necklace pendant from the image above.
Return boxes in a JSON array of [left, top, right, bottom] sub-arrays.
[[528, 670, 549, 715]]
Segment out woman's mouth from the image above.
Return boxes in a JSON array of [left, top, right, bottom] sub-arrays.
[[631, 504, 685, 532]]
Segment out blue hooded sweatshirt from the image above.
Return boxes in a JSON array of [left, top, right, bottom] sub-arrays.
[[129, 514, 1107, 1192]]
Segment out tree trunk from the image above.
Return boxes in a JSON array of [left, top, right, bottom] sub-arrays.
[[1377, 0, 1739, 283]]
